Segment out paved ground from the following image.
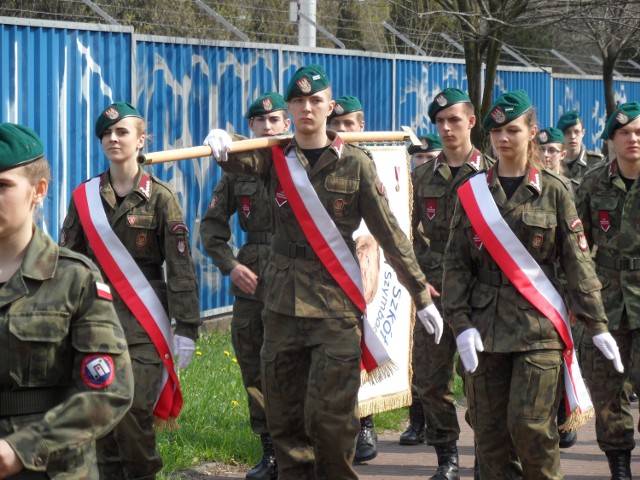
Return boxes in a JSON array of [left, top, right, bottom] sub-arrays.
[[177, 403, 639, 479]]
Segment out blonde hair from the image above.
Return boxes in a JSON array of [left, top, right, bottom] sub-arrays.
[[21, 157, 51, 185], [524, 109, 543, 169]]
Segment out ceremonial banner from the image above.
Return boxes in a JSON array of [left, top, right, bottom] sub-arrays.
[[356, 145, 414, 417]]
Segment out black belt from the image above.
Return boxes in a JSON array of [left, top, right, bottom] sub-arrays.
[[596, 253, 640, 271], [429, 240, 447, 254], [246, 231, 273, 245], [0, 388, 67, 416], [271, 237, 318, 260], [477, 264, 556, 287]]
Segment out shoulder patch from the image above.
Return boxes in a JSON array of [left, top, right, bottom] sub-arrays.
[[81, 354, 115, 389], [170, 222, 189, 234], [96, 281, 113, 301]]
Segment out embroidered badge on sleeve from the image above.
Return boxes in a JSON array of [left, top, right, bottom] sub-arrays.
[[81, 354, 115, 389], [96, 281, 113, 301]]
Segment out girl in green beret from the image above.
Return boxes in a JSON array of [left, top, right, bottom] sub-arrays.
[[0, 123, 133, 478], [443, 91, 623, 478]]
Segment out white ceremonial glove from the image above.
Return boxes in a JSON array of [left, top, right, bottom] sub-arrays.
[[173, 335, 196, 370], [592, 332, 624, 373], [456, 328, 484, 373], [417, 304, 443, 345], [203, 128, 232, 162]]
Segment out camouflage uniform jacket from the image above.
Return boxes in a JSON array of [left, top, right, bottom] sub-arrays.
[[0, 228, 133, 476], [443, 164, 608, 353], [563, 146, 604, 188], [200, 171, 272, 301], [218, 131, 432, 318], [412, 149, 494, 291], [575, 159, 640, 331], [60, 167, 201, 343]]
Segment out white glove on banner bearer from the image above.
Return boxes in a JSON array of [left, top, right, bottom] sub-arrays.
[[592, 332, 624, 373], [203, 129, 232, 162], [417, 303, 443, 344], [456, 328, 484, 373], [173, 335, 196, 369]]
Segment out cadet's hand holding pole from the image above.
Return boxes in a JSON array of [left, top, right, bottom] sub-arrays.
[[204, 129, 233, 162]]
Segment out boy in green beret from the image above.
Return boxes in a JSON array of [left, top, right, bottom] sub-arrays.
[[204, 63, 443, 480], [576, 101, 640, 479], [409, 132, 443, 168], [410, 88, 494, 480], [538, 127, 567, 175], [328, 95, 365, 133], [556, 110, 604, 186], [200, 92, 290, 480]]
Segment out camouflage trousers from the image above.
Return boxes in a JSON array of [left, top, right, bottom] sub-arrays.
[[581, 310, 640, 452], [231, 296, 268, 435], [413, 315, 460, 445], [261, 310, 361, 480], [97, 343, 163, 480], [466, 349, 563, 480]]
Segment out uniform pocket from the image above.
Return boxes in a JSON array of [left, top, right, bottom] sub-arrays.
[[522, 210, 557, 260], [520, 351, 562, 420], [9, 312, 71, 387]]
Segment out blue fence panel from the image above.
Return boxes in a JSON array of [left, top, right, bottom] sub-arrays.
[[493, 68, 552, 130], [135, 38, 280, 314], [394, 57, 467, 134], [0, 19, 132, 238]]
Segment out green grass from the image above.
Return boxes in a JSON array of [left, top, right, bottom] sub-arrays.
[[157, 330, 464, 478]]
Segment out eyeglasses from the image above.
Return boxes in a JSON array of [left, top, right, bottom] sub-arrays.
[[540, 147, 562, 155]]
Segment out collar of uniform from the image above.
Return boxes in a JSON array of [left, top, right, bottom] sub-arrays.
[[21, 227, 56, 281], [285, 130, 344, 159], [100, 167, 152, 200], [485, 164, 541, 194], [433, 152, 444, 171], [608, 158, 618, 179], [577, 147, 587, 166], [467, 149, 482, 171]]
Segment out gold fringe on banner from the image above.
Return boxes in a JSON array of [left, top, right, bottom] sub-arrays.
[[559, 407, 594, 432], [153, 416, 180, 431], [358, 390, 413, 418]]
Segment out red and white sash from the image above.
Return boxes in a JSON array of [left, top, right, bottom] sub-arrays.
[[271, 145, 392, 379], [458, 173, 593, 430], [73, 177, 182, 421]]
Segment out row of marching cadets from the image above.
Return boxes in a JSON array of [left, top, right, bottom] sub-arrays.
[[0, 61, 636, 480]]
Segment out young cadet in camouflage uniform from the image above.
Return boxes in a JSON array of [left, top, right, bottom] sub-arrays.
[[538, 126, 582, 449], [401, 132, 443, 447], [204, 63, 443, 480], [556, 110, 604, 187], [327, 95, 380, 465], [575, 101, 640, 479], [411, 89, 494, 480], [443, 91, 623, 479], [0, 123, 133, 478], [60, 102, 201, 479], [200, 92, 290, 480]]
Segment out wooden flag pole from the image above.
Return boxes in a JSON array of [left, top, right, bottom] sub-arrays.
[[137, 127, 419, 165]]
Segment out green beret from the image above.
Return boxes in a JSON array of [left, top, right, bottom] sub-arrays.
[[556, 110, 582, 133], [601, 102, 640, 140], [329, 96, 363, 119], [538, 127, 565, 145], [408, 132, 443, 155], [0, 123, 44, 172], [95, 101, 142, 138], [284, 64, 330, 101], [482, 90, 532, 133], [247, 92, 286, 119], [428, 88, 471, 123]]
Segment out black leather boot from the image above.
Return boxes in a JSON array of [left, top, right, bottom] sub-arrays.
[[246, 433, 278, 480], [557, 403, 577, 448], [353, 415, 378, 463], [399, 399, 426, 445], [429, 441, 460, 480], [605, 450, 632, 480]]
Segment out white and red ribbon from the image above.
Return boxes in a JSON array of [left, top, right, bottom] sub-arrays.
[[73, 177, 182, 420], [458, 173, 593, 429], [271, 146, 392, 377]]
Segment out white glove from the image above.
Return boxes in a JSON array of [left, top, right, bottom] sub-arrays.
[[203, 129, 232, 162], [592, 332, 624, 373], [173, 335, 196, 370], [456, 328, 484, 373], [417, 304, 443, 344]]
